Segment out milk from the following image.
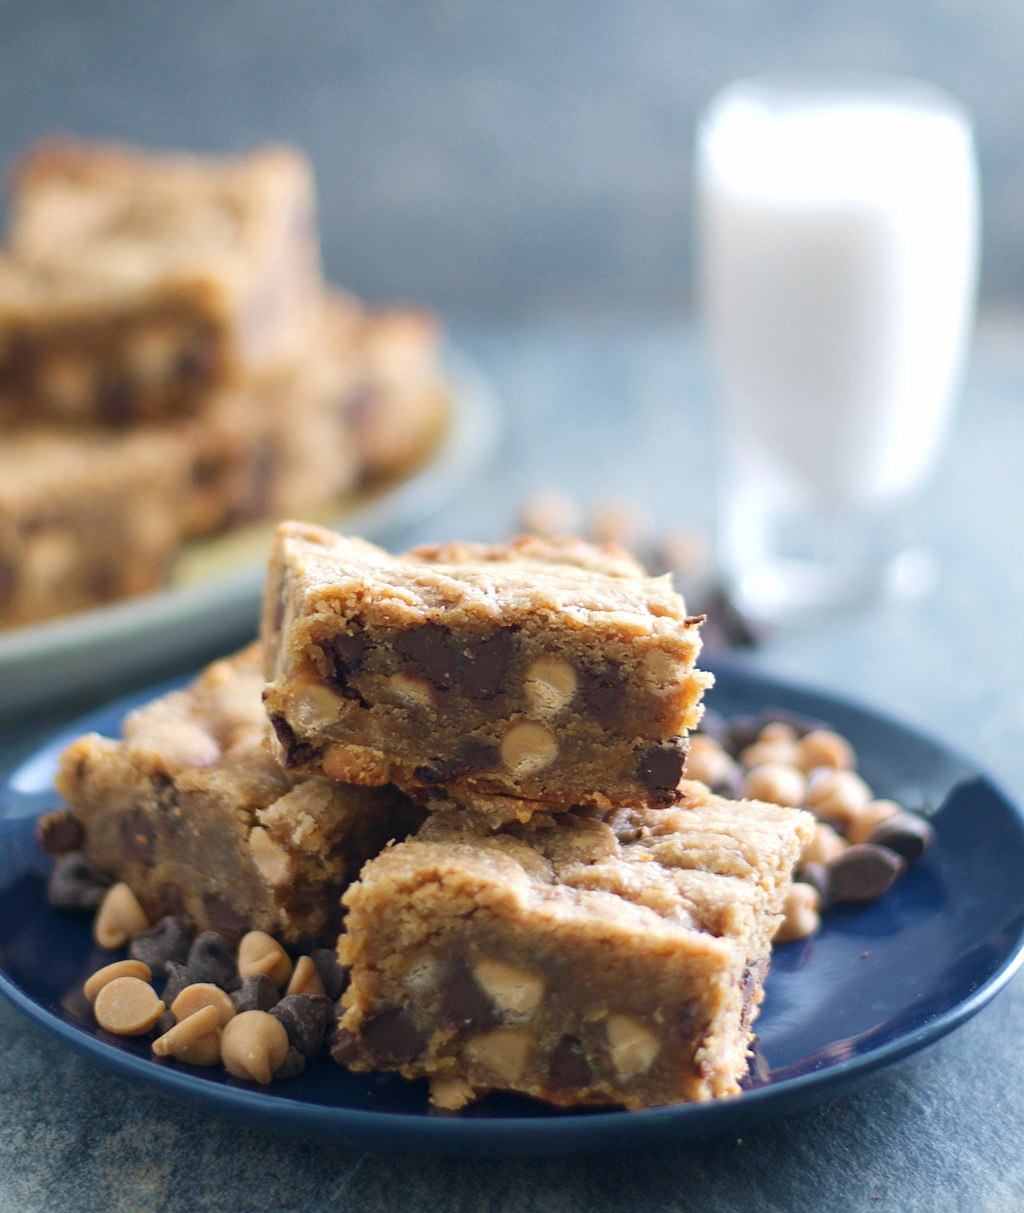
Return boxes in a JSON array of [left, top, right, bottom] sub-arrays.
[[696, 75, 979, 618]]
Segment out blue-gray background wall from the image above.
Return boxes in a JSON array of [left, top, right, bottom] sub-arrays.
[[1, 0, 1021, 319]]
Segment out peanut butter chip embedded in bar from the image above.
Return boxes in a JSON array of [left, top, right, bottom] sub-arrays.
[[261, 525, 713, 810]]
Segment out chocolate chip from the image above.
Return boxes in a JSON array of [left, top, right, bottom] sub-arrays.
[[154, 1010, 176, 1037], [271, 993, 334, 1059], [828, 844, 905, 904], [795, 862, 831, 907], [176, 332, 218, 384], [439, 964, 498, 1032], [161, 962, 197, 1005], [274, 1045, 306, 1080], [636, 738, 688, 802], [868, 812, 934, 863], [723, 716, 760, 758], [202, 894, 249, 944], [415, 741, 498, 785], [232, 974, 280, 1013], [330, 1026, 360, 1066], [187, 931, 239, 991], [269, 714, 319, 768], [128, 916, 192, 979], [310, 948, 347, 1002], [97, 374, 132, 425], [158, 883, 185, 917], [547, 1035, 592, 1089], [582, 661, 628, 728], [710, 766, 743, 799], [119, 810, 156, 866], [459, 628, 517, 702], [360, 1007, 425, 1066], [37, 810, 84, 855], [46, 852, 111, 910], [675, 1000, 702, 1035], [393, 624, 457, 690], [740, 964, 757, 1006], [321, 631, 369, 688], [740, 960, 768, 1030]]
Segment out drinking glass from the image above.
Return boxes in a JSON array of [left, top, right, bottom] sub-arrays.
[[696, 72, 979, 624]]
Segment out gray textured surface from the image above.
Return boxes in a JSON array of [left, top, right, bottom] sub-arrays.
[[0, 0, 1022, 316], [1, 318, 1024, 1209]]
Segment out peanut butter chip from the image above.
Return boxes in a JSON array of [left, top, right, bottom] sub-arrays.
[[774, 882, 821, 942], [741, 762, 807, 808], [499, 721, 558, 777], [220, 1011, 289, 1084], [153, 1003, 223, 1066], [237, 931, 293, 988], [285, 955, 326, 998], [83, 959, 152, 1004], [93, 976, 165, 1036], [606, 1013, 660, 1078], [465, 1028, 535, 1085], [795, 729, 856, 773], [94, 882, 150, 950], [171, 982, 236, 1026], [429, 1075, 477, 1110], [473, 958, 544, 1015], [523, 657, 577, 716], [248, 827, 290, 886]]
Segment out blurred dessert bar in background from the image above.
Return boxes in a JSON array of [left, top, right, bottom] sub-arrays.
[[0, 139, 449, 630], [0, 428, 184, 628], [0, 142, 320, 424]]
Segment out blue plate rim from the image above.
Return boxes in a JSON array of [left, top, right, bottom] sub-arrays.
[[1, 656, 1023, 1154]]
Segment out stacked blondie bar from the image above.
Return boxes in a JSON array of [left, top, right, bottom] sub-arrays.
[[50, 523, 814, 1110], [0, 140, 447, 629]]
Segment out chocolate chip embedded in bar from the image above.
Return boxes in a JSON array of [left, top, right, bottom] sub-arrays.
[[261, 524, 713, 811], [331, 787, 814, 1110]]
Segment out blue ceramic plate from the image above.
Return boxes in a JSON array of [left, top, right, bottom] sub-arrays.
[[1, 661, 1023, 1156]]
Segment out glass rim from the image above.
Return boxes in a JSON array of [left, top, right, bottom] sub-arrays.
[[697, 70, 975, 139]]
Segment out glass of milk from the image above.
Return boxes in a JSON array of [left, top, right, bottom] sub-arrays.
[[696, 73, 979, 624]]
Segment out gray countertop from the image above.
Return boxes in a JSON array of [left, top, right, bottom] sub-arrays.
[[2, 317, 1023, 1211]]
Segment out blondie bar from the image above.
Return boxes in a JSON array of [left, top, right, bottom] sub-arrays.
[[0, 428, 187, 628], [332, 785, 813, 1109], [328, 298, 448, 484], [53, 645, 423, 945], [261, 524, 712, 810], [0, 141, 320, 425]]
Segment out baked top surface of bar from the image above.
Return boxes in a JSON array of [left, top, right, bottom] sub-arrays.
[[9, 141, 314, 271], [334, 791, 813, 1108], [269, 523, 687, 625], [262, 524, 712, 809], [348, 786, 813, 946], [55, 644, 423, 944]]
